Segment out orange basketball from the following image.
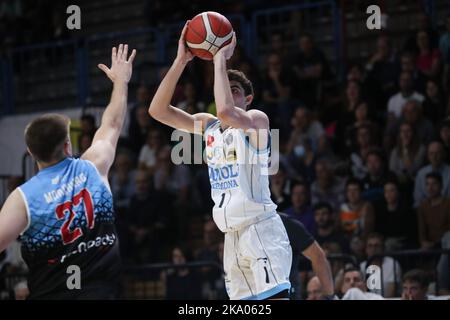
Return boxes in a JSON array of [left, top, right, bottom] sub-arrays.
[[185, 11, 233, 60]]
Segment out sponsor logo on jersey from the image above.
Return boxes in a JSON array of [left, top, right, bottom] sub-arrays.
[[59, 233, 116, 264], [209, 164, 239, 190], [207, 135, 215, 147]]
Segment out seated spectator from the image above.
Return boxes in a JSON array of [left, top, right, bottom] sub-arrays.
[[387, 71, 425, 120], [414, 141, 450, 207], [80, 114, 97, 137], [128, 105, 153, 154], [109, 152, 136, 211], [401, 100, 435, 146], [290, 33, 333, 107], [269, 165, 292, 211], [76, 133, 93, 157], [287, 107, 325, 154], [360, 233, 402, 298], [361, 148, 396, 203], [374, 180, 417, 250], [286, 136, 316, 185], [364, 34, 399, 103], [176, 81, 205, 112], [339, 178, 375, 240], [401, 269, 433, 300], [438, 120, 450, 164], [164, 246, 202, 300], [126, 170, 171, 263], [400, 51, 427, 94], [416, 30, 442, 79], [313, 202, 349, 253], [138, 129, 165, 175], [306, 276, 324, 300], [437, 231, 450, 295], [349, 235, 366, 264], [389, 122, 426, 184], [310, 159, 346, 212], [284, 182, 316, 234], [349, 124, 378, 180], [417, 172, 450, 250], [422, 79, 445, 124], [339, 266, 384, 300]]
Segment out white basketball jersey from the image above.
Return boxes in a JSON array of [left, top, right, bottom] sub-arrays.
[[204, 119, 277, 232]]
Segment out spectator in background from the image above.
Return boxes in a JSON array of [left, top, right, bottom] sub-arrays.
[[416, 30, 442, 79], [177, 81, 205, 112], [401, 269, 431, 300], [437, 231, 450, 295], [339, 178, 375, 240], [365, 34, 399, 103], [138, 129, 165, 175], [350, 124, 378, 180], [374, 180, 417, 250], [387, 71, 425, 119], [360, 233, 402, 298], [439, 120, 450, 164], [389, 122, 426, 185], [399, 51, 427, 94], [286, 136, 316, 185], [439, 16, 450, 66], [313, 202, 349, 253], [128, 105, 153, 154], [339, 266, 384, 300], [290, 33, 332, 107], [361, 149, 396, 203], [269, 165, 292, 212], [349, 235, 366, 265], [284, 182, 316, 234], [80, 114, 97, 137], [287, 107, 325, 154], [126, 170, 170, 263], [422, 79, 445, 124], [261, 52, 295, 134], [403, 13, 439, 54], [310, 159, 346, 212], [417, 172, 450, 250], [153, 146, 191, 205], [109, 152, 136, 211], [76, 133, 93, 157], [164, 246, 202, 300], [414, 141, 450, 207], [401, 100, 435, 146], [306, 276, 324, 300]]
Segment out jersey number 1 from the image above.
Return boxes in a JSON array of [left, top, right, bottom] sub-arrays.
[[55, 188, 95, 245]]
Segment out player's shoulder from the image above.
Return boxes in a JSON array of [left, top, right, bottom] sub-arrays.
[[247, 109, 269, 129]]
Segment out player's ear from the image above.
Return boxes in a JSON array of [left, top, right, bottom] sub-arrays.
[[245, 94, 253, 106], [63, 139, 73, 156]]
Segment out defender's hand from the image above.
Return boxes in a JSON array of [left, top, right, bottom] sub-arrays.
[[98, 44, 137, 83]]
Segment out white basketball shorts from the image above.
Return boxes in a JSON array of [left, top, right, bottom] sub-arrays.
[[223, 213, 292, 300]]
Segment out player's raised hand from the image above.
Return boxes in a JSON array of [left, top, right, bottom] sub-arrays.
[[98, 44, 137, 83], [214, 31, 236, 61], [176, 21, 194, 64]]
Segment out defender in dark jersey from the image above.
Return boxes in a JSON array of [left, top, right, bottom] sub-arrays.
[[0, 44, 136, 299]]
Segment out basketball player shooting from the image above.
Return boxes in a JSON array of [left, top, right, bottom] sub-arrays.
[[0, 44, 136, 299], [149, 22, 293, 300]]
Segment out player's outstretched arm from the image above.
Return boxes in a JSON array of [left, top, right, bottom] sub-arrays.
[[0, 190, 28, 253], [148, 21, 215, 134], [212, 33, 269, 132], [82, 44, 136, 177]]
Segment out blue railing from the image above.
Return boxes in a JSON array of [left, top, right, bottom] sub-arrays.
[[1, 3, 341, 115]]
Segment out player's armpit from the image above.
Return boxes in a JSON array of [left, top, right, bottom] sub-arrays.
[[81, 139, 115, 178], [0, 189, 28, 253]]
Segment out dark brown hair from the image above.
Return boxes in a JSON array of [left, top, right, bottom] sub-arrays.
[[227, 69, 254, 97], [24, 113, 70, 162]]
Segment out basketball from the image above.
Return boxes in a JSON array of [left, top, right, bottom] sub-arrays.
[[185, 11, 233, 60]]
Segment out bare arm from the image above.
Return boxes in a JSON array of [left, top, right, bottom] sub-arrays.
[[82, 44, 136, 177], [0, 190, 28, 253], [302, 241, 335, 296], [148, 22, 216, 134]]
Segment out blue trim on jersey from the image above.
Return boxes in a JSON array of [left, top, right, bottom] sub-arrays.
[[240, 282, 291, 300], [204, 118, 219, 132], [239, 131, 271, 154]]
